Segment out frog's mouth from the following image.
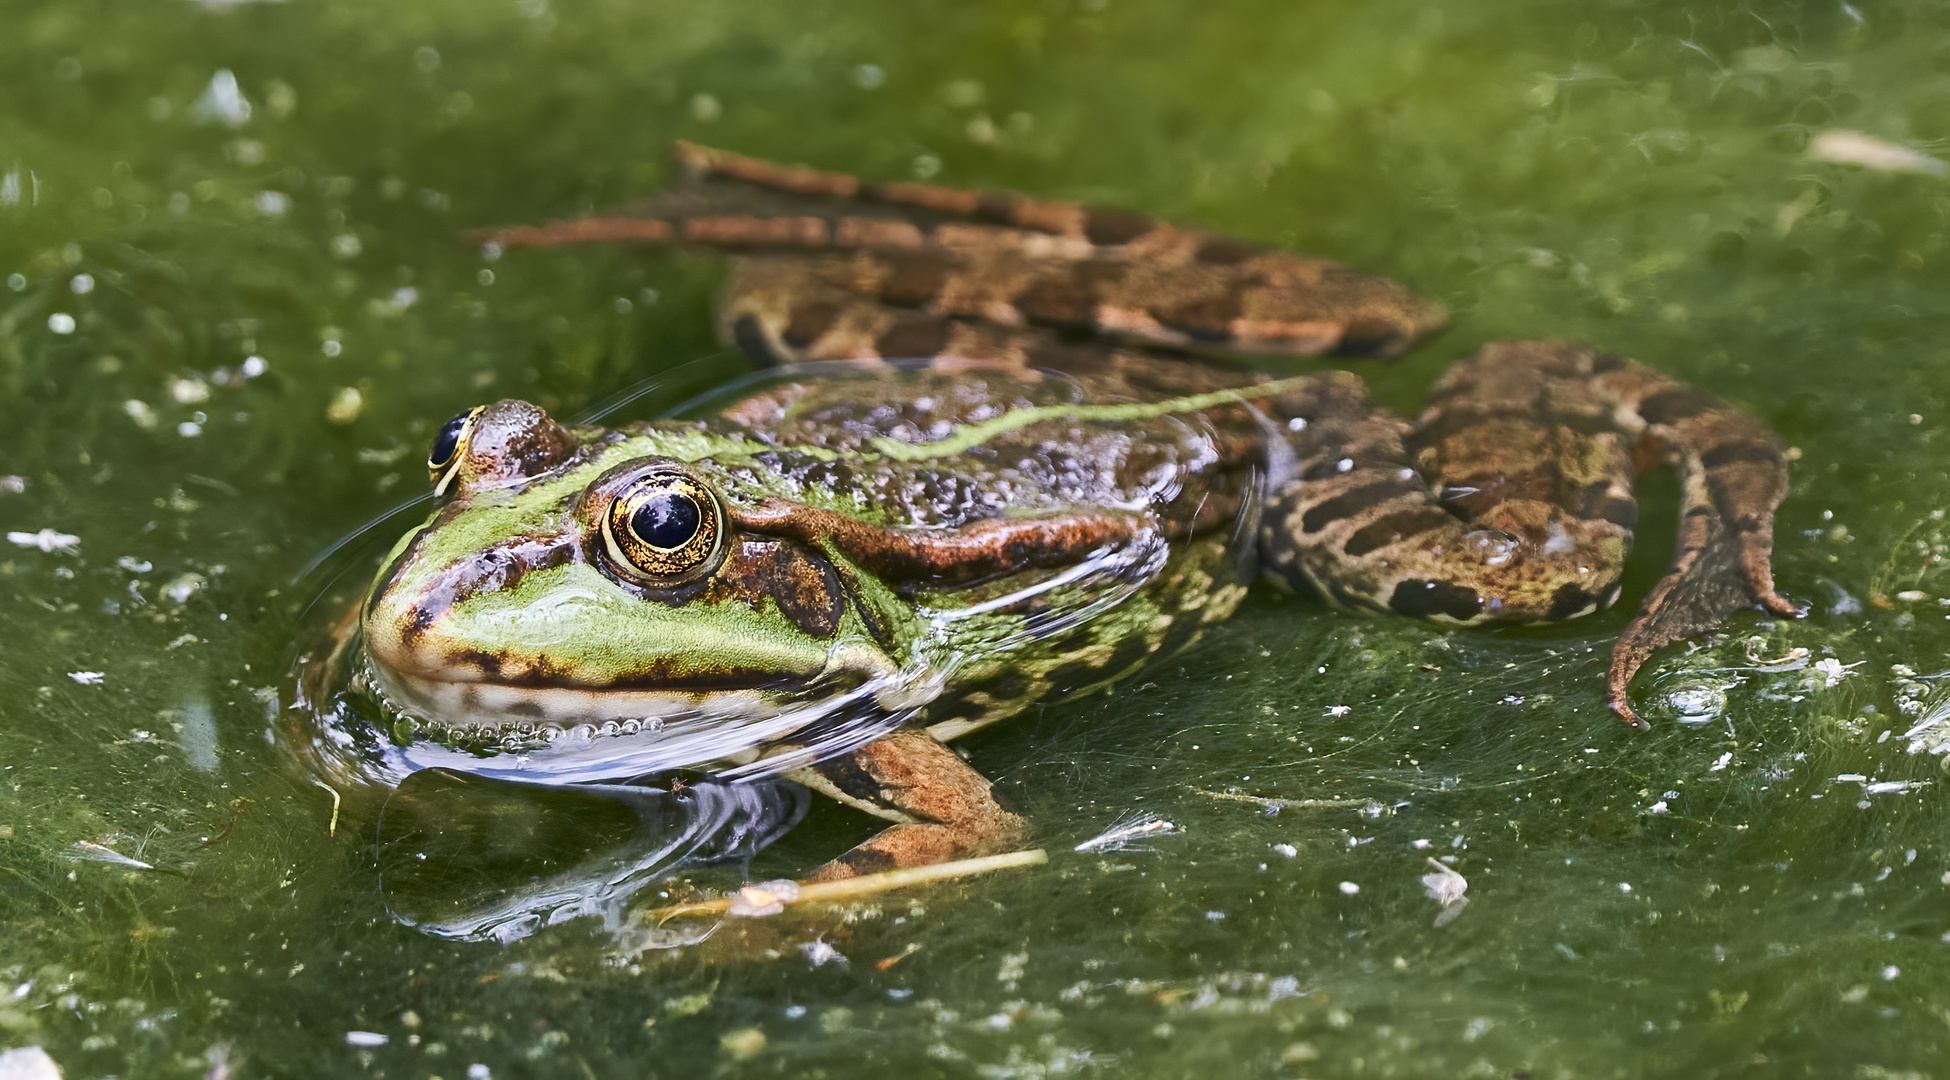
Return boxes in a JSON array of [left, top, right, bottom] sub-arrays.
[[360, 635, 905, 735]]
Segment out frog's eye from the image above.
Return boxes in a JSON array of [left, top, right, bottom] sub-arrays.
[[428, 406, 485, 495], [601, 470, 727, 585]]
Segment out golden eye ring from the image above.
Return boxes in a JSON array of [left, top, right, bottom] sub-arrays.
[[427, 406, 485, 495], [600, 469, 727, 586]]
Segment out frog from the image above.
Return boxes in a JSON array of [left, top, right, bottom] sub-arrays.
[[314, 142, 1800, 886]]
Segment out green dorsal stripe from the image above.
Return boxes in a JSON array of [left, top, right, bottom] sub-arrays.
[[858, 375, 1313, 462]]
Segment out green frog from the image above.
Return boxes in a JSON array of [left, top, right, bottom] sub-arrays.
[[310, 144, 1799, 884]]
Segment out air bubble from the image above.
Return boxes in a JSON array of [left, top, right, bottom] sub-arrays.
[[1662, 680, 1729, 726], [1463, 529, 1520, 568]]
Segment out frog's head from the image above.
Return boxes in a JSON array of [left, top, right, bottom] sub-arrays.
[[361, 400, 906, 733]]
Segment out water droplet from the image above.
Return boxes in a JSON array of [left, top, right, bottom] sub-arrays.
[[1464, 528, 1520, 567]]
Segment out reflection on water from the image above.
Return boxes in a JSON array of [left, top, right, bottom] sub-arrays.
[[375, 769, 806, 943]]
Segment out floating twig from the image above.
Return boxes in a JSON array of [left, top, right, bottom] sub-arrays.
[[194, 818, 236, 850], [64, 841, 186, 877], [1741, 642, 1810, 671], [1191, 788, 1372, 813], [646, 848, 1048, 923]]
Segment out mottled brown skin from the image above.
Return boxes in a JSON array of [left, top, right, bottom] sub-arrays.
[[1259, 341, 1799, 730], [796, 730, 1027, 883], [473, 144, 1799, 878]]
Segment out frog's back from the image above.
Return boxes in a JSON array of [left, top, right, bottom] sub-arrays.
[[690, 348, 1275, 532]]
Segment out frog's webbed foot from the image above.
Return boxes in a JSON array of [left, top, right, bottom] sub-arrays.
[[787, 728, 1027, 883], [1605, 497, 1794, 729], [635, 733, 1023, 957]]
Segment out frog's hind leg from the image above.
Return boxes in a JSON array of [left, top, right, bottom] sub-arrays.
[[1258, 366, 1633, 627], [478, 143, 1448, 360], [1585, 349, 1801, 726], [785, 728, 1028, 883], [1262, 341, 1795, 728], [1418, 341, 1798, 726], [672, 140, 1444, 359]]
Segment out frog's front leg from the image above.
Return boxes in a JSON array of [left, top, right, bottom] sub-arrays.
[[786, 728, 1027, 882]]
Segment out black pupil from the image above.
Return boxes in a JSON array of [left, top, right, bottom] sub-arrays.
[[429, 412, 469, 467], [631, 491, 701, 550]]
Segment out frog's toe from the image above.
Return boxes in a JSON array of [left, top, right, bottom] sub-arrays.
[[1607, 501, 1797, 728]]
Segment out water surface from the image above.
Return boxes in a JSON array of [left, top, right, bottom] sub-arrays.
[[4, 0, 1950, 1075]]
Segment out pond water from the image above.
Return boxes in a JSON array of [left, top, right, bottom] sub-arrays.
[[5, 0, 1950, 1075]]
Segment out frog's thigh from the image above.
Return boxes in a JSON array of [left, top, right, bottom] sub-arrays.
[[792, 728, 1027, 882]]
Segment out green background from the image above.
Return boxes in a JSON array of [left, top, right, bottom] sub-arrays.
[[4, 0, 1950, 1075]]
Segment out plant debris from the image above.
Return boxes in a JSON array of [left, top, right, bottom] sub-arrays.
[[1074, 813, 1178, 853], [1421, 857, 1470, 927]]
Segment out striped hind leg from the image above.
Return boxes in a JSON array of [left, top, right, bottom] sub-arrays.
[[1262, 341, 1795, 729], [1585, 351, 1801, 726], [476, 143, 1448, 359], [1414, 341, 1798, 728], [1262, 356, 1639, 626]]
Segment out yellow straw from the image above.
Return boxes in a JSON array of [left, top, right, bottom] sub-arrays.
[[647, 848, 1048, 923]]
